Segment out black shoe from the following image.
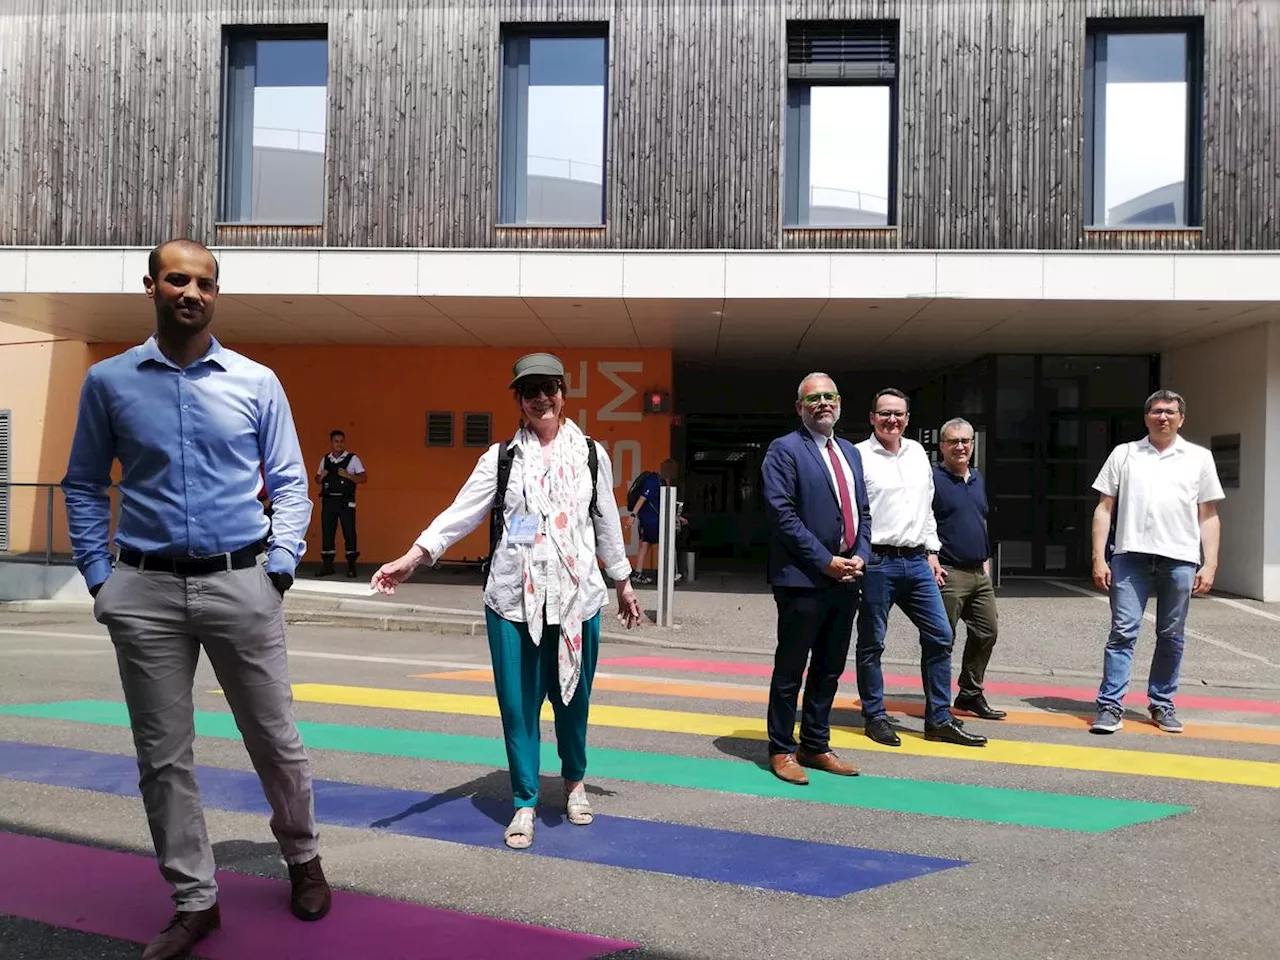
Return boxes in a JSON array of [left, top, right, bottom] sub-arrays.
[[345, 563, 358, 579], [314, 563, 334, 578], [953, 694, 1008, 720], [925, 720, 988, 747], [864, 716, 901, 746]]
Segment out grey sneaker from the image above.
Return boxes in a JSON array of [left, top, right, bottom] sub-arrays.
[[1149, 705, 1184, 733], [1090, 706, 1124, 734]]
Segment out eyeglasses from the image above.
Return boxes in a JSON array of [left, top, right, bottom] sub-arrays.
[[942, 438, 973, 447], [1148, 408, 1181, 419], [516, 378, 563, 400], [874, 410, 908, 421], [801, 392, 840, 405]]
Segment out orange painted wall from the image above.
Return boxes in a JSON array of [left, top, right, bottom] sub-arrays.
[[85, 343, 672, 565]]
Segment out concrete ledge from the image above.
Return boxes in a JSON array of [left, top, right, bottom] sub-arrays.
[[0, 563, 90, 602]]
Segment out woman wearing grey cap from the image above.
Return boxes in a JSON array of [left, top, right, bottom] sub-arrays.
[[371, 351, 644, 849]]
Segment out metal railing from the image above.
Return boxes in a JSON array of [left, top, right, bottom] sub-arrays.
[[0, 482, 118, 566]]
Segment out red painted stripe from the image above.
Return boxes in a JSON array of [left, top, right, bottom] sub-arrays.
[[0, 831, 634, 959], [598, 656, 1280, 716]]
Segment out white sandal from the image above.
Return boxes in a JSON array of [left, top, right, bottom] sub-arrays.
[[504, 807, 535, 849], [565, 783, 594, 825]]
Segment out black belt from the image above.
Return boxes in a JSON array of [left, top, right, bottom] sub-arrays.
[[946, 561, 986, 572], [117, 542, 264, 575], [871, 544, 927, 558]]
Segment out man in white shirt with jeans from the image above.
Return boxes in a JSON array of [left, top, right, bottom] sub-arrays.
[[1089, 389, 1224, 735], [854, 388, 986, 748]]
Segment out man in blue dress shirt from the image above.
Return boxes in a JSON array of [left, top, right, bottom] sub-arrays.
[[62, 239, 331, 960]]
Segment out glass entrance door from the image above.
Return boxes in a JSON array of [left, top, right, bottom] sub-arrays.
[[1039, 410, 1145, 575]]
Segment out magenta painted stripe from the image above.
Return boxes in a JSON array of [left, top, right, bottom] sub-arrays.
[[0, 831, 635, 960], [599, 655, 1280, 716]]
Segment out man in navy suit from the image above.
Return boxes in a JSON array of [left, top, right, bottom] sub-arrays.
[[760, 373, 872, 785]]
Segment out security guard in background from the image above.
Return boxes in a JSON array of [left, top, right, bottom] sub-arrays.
[[315, 429, 367, 578]]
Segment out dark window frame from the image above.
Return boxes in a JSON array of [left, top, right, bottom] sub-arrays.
[[219, 23, 330, 226], [784, 20, 900, 229], [498, 22, 610, 227], [1083, 17, 1204, 229]]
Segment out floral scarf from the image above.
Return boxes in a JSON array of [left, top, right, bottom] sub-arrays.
[[518, 420, 589, 704]]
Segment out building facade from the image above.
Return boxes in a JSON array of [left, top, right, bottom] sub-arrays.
[[2, 0, 1279, 596]]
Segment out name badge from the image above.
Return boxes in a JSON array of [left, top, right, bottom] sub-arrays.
[[507, 513, 540, 546]]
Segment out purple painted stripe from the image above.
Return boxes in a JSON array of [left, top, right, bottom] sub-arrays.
[[0, 831, 636, 959]]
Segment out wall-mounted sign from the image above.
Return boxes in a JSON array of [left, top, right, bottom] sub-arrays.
[[1210, 433, 1241, 489]]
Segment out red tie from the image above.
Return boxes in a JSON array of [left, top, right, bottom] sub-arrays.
[[827, 440, 856, 550]]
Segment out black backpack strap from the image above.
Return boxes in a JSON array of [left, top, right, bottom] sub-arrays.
[[586, 437, 602, 518], [488, 442, 514, 564]]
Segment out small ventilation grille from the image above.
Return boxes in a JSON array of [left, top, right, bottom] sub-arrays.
[[787, 21, 898, 80], [425, 411, 454, 447], [463, 412, 492, 448], [0, 410, 10, 552]]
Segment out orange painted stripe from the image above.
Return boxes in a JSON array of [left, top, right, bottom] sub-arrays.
[[413, 669, 1280, 748]]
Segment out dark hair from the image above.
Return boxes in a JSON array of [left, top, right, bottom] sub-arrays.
[[871, 387, 909, 413], [330, 429, 345, 440], [148, 238, 219, 281], [1144, 389, 1185, 416]]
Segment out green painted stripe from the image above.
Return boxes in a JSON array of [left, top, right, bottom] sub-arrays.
[[0, 700, 1189, 833]]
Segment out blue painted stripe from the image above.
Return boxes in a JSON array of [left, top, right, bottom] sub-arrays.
[[0, 740, 964, 897]]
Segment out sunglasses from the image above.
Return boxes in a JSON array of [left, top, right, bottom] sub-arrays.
[[516, 377, 563, 400], [801, 392, 840, 405]]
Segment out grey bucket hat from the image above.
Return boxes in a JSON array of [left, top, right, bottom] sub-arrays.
[[508, 352, 565, 388]]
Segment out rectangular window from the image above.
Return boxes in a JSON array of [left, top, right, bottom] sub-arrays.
[[785, 21, 898, 228], [500, 25, 608, 226], [221, 27, 329, 224], [1084, 20, 1203, 227]]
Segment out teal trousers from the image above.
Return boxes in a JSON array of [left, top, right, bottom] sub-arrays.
[[484, 608, 601, 808]]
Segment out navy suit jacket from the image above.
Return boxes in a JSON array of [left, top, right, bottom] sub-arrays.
[[762, 428, 872, 588]]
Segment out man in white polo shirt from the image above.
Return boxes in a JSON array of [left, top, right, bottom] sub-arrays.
[[1089, 389, 1223, 735]]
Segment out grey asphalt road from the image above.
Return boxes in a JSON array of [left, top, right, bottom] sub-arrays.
[[0, 607, 1277, 960]]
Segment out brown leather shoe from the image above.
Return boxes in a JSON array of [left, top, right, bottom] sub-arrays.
[[769, 753, 809, 785], [141, 904, 220, 960], [288, 856, 332, 921], [797, 748, 860, 776]]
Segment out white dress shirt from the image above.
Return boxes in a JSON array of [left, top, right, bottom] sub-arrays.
[[317, 453, 365, 476], [806, 427, 859, 551], [853, 434, 941, 551], [1093, 435, 1224, 565], [414, 436, 632, 622]]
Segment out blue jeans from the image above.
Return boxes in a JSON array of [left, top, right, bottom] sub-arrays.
[[855, 554, 955, 726], [1097, 552, 1197, 712]]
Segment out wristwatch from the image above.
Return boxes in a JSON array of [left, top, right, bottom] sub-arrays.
[[926, 549, 939, 556]]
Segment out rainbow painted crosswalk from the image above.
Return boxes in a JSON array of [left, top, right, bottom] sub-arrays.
[[1, 648, 1278, 956]]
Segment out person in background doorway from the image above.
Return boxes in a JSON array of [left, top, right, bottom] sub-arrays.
[[314, 429, 366, 578], [370, 352, 643, 849], [1088, 389, 1223, 736], [761, 373, 871, 785], [61, 238, 329, 960], [628, 466, 663, 584], [932, 417, 1006, 721], [855, 388, 987, 748]]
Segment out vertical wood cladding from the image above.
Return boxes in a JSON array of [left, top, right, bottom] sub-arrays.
[[1, 0, 1276, 250]]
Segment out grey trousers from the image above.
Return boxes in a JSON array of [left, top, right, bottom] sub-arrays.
[[940, 565, 1000, 700], [93, 561, 318, 910]]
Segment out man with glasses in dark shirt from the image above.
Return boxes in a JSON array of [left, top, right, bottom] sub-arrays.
[[932, 417, 1006, 722]]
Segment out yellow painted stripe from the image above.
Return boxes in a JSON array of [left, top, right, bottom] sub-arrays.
[[288, 683, 1280, 789], [416, 668, 1280, 748]]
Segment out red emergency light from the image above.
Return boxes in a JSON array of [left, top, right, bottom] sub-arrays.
[[644, 390, 671, 414]]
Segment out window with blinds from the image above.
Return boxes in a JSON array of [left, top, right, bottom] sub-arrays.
[[785, 20, 899, 228], [787, 21, 898, 81]]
